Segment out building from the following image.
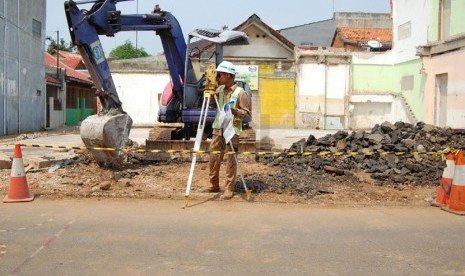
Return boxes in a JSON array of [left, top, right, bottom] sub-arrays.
[[417, 0, 465, 129], [279, 12, 392, 49], [0, 0, 46, 135], [332, 27, 392, 52], [349, 0, 429, 129], [45, 52, 96, 127]]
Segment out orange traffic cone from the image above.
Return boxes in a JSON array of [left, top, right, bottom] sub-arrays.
[[432, 153, 455, 207], [442, 150, 465, 215], [3, 144, 34, 203]]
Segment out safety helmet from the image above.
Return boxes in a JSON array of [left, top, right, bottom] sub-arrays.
[[216, 61, 236, 75]]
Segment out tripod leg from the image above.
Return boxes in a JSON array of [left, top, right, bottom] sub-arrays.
[[184, 94, 211, 207], [229, 141, 252, 201]]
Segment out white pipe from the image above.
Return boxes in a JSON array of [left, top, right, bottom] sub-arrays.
[[3, 0, 7, 135], [16, 0, 20, 133]]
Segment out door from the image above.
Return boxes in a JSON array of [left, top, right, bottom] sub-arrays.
[[435, 74, 448, 127], [260, 78, 295, 128]]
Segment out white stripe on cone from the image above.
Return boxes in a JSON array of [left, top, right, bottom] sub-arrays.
[[443, 159, 455, 179], [10, 157, 26, 177]]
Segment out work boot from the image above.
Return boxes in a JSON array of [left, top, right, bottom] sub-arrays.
[[220, 190, 234, 200], [200, 185, 220, 193]]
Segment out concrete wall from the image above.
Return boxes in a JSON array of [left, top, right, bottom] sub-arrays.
[[350, 95, 410, 129], [392, 0, 429, 62], [112, 73, 170, 126], [334, 12, 392, 29], [295, 49, 350, 130], [0, 0, 46, 135]]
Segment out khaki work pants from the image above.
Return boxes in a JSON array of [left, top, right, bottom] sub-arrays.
[[208, 133, 239, 193]]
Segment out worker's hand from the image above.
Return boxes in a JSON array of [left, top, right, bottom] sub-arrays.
[[230, 107, 238, 116]]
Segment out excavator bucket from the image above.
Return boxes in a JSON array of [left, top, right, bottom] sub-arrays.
[[80, 114, 133, 167]]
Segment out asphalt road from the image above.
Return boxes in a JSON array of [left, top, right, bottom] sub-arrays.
[[1, 199, 464, 275]]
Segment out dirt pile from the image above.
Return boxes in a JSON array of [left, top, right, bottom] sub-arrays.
[[258, 121, 464, 188]]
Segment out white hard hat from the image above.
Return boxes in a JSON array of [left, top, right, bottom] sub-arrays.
[[216, 61, 236, 75]]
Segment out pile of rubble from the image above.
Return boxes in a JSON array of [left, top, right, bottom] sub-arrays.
[[257, 122, 465, 193]]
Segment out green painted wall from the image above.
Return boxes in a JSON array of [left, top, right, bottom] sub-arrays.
[[353, 59, 425, 121], [65, 98, 94, 126], [450, 0, 465, 36], [429, 0, 465, 42], [353, 64, 397, 93], [429, 0, 439, 41], [66, 109, 80, 126]]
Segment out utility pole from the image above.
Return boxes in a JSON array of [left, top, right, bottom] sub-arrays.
[[135, 0, 138, 50], [56, 30, 60, 78]]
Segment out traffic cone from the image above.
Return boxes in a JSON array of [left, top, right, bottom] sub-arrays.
[[3, 144, 34, 203], [442, 150, 465, 215], [431, 153, 455, 207]]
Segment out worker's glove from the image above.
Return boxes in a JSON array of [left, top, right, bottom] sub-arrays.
[[223, 101, 235, 112]]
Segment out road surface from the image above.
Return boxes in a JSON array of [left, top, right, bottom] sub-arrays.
[[1, 199, 464, 275]]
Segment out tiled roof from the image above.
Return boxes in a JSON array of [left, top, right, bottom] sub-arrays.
[[44, 52, 93, 85], [45, 74, 61, 85], [336, 27, 392, 44], [51, 50, 85, 70], [61, 57, 82, 69]]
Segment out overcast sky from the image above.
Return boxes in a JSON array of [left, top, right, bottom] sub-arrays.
[[47, 0, 390, 55]]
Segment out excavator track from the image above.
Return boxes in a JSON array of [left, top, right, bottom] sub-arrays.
[[146, 126, 257, 162]]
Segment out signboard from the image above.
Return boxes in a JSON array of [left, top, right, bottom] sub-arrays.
[[90, 41, 105, 65], [235, 65, 259, 91]]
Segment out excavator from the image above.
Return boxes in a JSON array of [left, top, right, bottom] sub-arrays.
[[64, 0, 254, 167]]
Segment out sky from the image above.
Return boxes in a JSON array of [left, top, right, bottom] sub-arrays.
[[46, 0, 391, 56]]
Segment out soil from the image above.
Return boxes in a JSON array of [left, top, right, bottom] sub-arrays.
[[0, 149, 438, 207]]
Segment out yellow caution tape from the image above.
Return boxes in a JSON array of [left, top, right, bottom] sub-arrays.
[[16, 143, 462, 159]]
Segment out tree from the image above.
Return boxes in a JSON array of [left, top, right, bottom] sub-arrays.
[[109, 40, 150, 59], [46, 36, 76, 53]]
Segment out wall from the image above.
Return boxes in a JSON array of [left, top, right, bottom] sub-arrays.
[[48, 97, 64, 129], [225, 25, 293, 60], [422, 48, 465, 129], [295, 50, 350, 130], [392, 0, 429, 62], [0, 0, 46, 135], [350, 95, 410, 129], [348, 0, 429, 128], [429, 0, 465, 41], [112, 73, 170, 126]]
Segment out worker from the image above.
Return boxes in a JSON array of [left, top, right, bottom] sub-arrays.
[[202, 61, 251, 200]]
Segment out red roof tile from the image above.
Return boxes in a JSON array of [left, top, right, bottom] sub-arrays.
[[45, 74, 61, 85], [44, 52, 93, 85], [337, 27, 392, 44]]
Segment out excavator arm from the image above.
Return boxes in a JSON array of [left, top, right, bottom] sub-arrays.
[[64, 0, 191, 167], [65, 0, 188, 115]]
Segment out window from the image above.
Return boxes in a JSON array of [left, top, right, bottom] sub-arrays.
[[67, 87, 79, 108], [398, 21, 411, 40], [83, 90, 95, 109], [32, 19, 41, 38]]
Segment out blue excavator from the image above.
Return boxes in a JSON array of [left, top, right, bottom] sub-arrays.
[[64, 0, 252, 166]]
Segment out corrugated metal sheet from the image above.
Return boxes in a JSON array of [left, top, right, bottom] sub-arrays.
[[0, 0, 46, 135]]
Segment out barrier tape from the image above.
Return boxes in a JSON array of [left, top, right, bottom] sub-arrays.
[[16, 143, 460, 158]]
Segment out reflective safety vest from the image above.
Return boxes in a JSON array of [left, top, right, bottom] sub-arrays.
[[212, 85, 244, 135]]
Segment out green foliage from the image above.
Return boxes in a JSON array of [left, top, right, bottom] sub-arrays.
[[46, 36, 76, 53], [108, 40, 150, 59]]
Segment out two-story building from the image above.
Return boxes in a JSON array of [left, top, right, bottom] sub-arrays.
[[417, 0, 465, 129]]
